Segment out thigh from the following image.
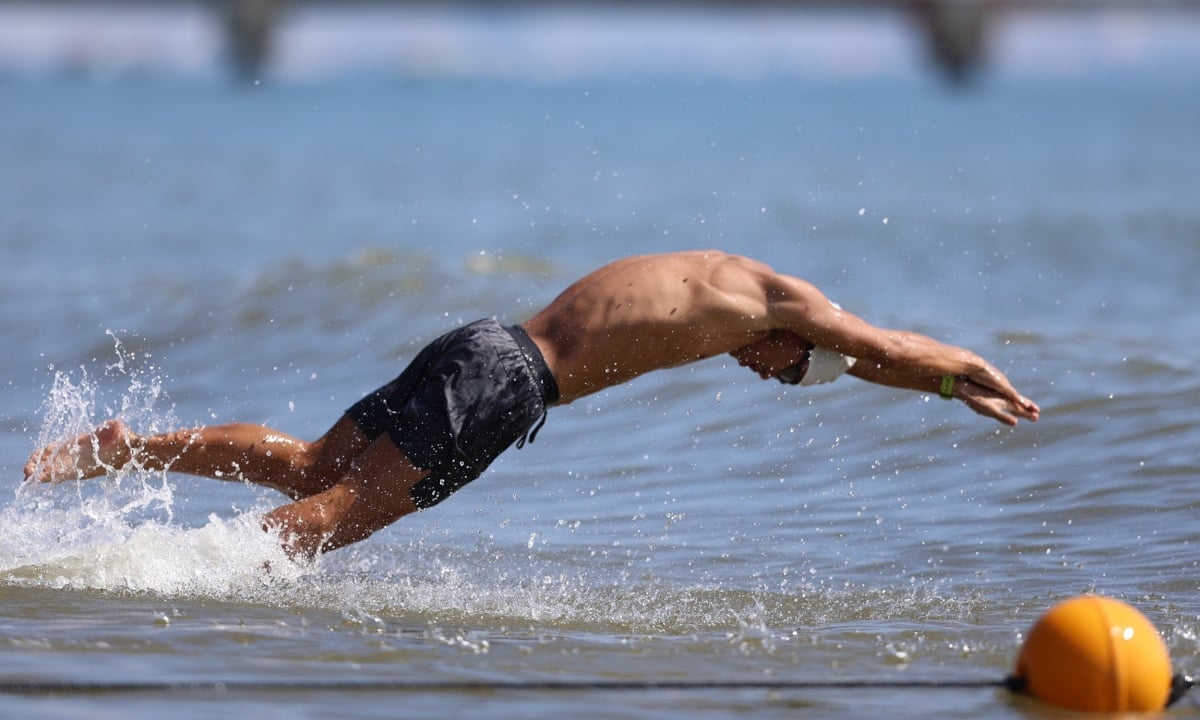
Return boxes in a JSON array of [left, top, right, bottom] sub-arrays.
[[289, 415, 373, 497], [266, 433, 428, 556]]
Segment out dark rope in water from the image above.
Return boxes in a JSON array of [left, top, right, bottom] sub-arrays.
[[0, 678, 1015, 696], [2, 674, 1191, 704]]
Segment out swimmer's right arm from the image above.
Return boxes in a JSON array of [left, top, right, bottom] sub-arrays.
[[756, 268, 1038, 424], [764, 274, 1035, 405], [848, 358, 1039, 426]]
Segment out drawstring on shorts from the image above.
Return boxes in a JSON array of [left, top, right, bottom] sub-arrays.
[[516, 410, 547, 449], [505, 323, 559, 450]]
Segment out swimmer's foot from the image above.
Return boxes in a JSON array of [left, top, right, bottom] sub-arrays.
[[23, 419, 136, 483]]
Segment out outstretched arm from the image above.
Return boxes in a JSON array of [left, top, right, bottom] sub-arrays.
[[761, 272, 1039, 426], [847, 360, 1039, 426]]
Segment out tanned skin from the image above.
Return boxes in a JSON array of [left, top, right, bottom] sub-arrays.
[[25, 251, 1039, 557]]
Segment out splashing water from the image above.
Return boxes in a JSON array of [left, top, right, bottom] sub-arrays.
[[4, 335, 1003, 635], [4, 333, 309, 599], [22, 332, 179, 519]]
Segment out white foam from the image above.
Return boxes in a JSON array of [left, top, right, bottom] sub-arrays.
[[0, 499, 306, 597], [7, 334, 314, 600]]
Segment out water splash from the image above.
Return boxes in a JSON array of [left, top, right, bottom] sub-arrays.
[[31, 332, 175, 456], [4, 335, 1011, 638], [5, 333, 310, 599], [22, 332, 178, 518]]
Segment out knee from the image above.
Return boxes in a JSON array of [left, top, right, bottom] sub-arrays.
[[263, 485, 354, 557], [265, 484, 400, 557]]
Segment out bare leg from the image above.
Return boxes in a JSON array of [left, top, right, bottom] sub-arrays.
[[25, 415, 371, 500], [28, 415, 425, 556], [263, 435, 426, 558]]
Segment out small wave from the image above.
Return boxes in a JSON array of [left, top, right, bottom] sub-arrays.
[[244, 535, 1005, 640], [3, 473, 1001, 642], [206, 246, 562, 352], [0, 498, 306, 599]]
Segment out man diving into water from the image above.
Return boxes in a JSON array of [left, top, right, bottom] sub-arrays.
[[25, 250, 1040, 558]]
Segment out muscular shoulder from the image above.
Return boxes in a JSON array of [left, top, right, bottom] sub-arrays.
[[698, 253, 832, 328], [694, 252, 783, 301], [705, 251, 775, 281], [567, 250, 786, 318], [658, 251, 818, 304], [642, 250, 769, 286]]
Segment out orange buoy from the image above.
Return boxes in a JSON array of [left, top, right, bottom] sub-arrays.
[[1014, 595, 1173, 712]]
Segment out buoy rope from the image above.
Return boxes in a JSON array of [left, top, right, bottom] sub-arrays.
[[0, 678, 1014, 696], [1169, 674, 1196, 707], [1, 674, 1190, 704]]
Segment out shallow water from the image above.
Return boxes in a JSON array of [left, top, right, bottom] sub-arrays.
[[2, 7, 1200, 719]]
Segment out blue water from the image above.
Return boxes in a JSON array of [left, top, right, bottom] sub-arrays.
[[2, 8, 1200, 719]]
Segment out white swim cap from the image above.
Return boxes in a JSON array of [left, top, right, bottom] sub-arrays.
[[799, 346, 857, 385]]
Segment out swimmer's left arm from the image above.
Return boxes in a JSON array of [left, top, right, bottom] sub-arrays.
[[763, 273, 1038, 424], [765, 274, 981, 372], [847, 361, 1039, 426]]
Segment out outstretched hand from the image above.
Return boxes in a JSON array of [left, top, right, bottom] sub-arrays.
[[955, 373, 1040, 426]]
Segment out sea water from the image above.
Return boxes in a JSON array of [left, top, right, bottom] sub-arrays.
[[1, 6, 1199, 719]]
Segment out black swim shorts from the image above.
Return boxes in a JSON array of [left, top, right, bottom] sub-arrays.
[[345, 318, 559, 510]]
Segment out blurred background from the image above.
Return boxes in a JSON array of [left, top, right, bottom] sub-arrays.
[[1, 0, 1198, 84]]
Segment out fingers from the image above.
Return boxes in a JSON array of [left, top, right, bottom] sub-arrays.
[[967, 395, 1017, 426], [994, 382, 1039, 422], [1015, 396, 1040, 422], [958, 379, 1039, 426], [967, 366, 1019, 402], [965, 366, 1039, 424]]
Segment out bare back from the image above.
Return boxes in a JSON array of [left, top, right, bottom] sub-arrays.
[[523, 251, 785, 403]]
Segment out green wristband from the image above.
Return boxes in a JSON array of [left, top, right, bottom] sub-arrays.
[[939, 375, 956, 400]]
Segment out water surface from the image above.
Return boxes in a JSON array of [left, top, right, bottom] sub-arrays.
[[2, 9, 1199, 719]]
